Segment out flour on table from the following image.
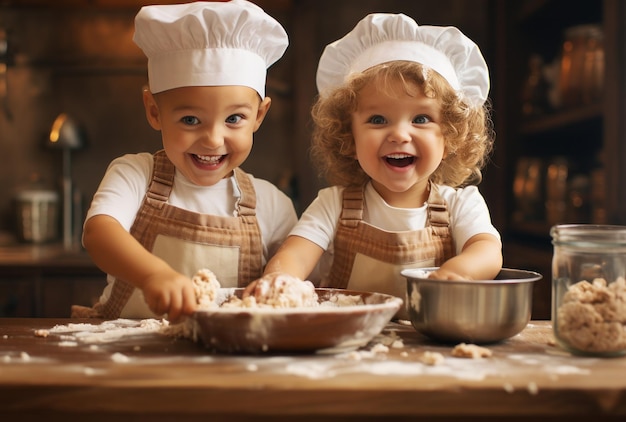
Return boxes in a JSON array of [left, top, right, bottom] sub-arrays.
[[419, 351, 445, 365], [34, 318, 171, 347], [111, 352, 130, 363], [34, 329, 49, 338], [373, 329, 405, 349], [451, 343, 493, 359]]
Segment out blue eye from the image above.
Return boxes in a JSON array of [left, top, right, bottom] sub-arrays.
[[226, 114, 243, 124], [368, 115, 386, 124], [181, 116, 199, 125], [413, 115, 431, 124]]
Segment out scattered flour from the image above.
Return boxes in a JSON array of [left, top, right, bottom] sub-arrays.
[[47, 318, 169, 343], [111, 352, 130, 363], [33, 329, 49, 338], [451, 343, 493, 359], [281, 352, 493, 381], [419, 351, 445, 366], [18, 317, 594, 387], [527, 382, 539, 395], [370, 343, 389, 354]]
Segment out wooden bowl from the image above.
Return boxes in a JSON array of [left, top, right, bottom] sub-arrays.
[[193, 288, 402, 354]]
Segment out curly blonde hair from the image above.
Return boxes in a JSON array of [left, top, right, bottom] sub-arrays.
[[310, 61, 494, 188]]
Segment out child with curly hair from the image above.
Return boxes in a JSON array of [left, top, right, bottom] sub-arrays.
[[249, 13, 502, 317]]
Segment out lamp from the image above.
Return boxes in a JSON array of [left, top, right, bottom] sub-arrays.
[[47, 113, 86, 249]]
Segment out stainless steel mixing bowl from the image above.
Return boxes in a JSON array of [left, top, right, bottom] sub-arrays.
[[401, 268, 542, 344]]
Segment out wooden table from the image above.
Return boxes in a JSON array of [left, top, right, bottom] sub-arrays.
[[1, 318, 625, 421]]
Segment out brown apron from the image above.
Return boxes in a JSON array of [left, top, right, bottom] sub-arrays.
[[321, 183, 454, 318], [72, 149, 263, 319]]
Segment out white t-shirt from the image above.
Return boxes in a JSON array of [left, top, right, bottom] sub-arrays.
[[290, 182, 501, 281], [85, 152, 298, 267]]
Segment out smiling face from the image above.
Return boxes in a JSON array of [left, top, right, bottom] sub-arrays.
[[143, 85, 271, 186], [351, 77, 446, 207]]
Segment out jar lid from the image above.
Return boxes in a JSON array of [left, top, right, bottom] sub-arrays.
[[564, 24, 603, 40], [551, 224, 626, 244]]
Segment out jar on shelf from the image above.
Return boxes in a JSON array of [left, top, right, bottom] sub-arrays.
[[521, 54, 550, 116], [545, 157, 569, 226], [559, 24, 604, 108], [551, 224, 626, 357]]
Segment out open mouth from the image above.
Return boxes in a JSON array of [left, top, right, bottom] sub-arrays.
[[385, 154, 415, 168], [192, 153, 226, 166]]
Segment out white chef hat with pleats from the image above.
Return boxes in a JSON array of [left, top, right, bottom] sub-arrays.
[[316, 13, 489, 107], [133, 0, 288, 98]]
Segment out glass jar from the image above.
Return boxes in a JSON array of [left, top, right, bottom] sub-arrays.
[[551, 224, 626, 357], [559, 24, 604, 108]]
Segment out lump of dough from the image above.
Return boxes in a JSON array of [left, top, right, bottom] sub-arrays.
[[245, 272, 319, 308], [557, 277, 626, 353], [191, 268, 221, 309], [451, 343, 492, 359]]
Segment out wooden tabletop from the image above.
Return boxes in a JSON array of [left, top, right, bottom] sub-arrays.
[[1, 317, 625, 421]]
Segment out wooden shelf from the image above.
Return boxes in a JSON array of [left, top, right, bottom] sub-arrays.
[[490, 0, 626, 319], [520, 102, 603, 135]]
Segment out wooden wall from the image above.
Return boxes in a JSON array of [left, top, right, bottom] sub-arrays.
[[0, 0, 491, 241]]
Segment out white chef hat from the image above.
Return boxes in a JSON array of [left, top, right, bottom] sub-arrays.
[[133, 0, 288, 98], [316, 13, 489, 107]]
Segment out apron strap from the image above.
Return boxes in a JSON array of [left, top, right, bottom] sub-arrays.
[[233, 167, 257, 218], [145, 150, 174, 210], [426, 182, 450, 227], [338, 186, 365, 228]]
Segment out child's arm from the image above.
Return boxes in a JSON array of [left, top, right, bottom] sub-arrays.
[[429, 233, 503, 281], [263, 235, 325, 279], [243, 235, 324, 298], [82, 214, 197, 322]]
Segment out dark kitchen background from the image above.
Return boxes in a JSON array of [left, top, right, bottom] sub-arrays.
[[1, 0, 625, 320]]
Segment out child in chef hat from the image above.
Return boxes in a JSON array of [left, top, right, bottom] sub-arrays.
[[74, 0, 297, 322], [251, 13, 502, 318]]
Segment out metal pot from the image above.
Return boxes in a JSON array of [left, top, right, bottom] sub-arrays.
[[15, 189, 59, 243]]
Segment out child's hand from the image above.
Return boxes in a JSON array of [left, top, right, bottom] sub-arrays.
[[140, 270, 198, 323], [428, 234, 503, 282], [427, 268, 471, 281], [242, 278, 259, 299], [242, 272, 284, 299], [242, 272, 318, 308], [242, 272, 297, 300]]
